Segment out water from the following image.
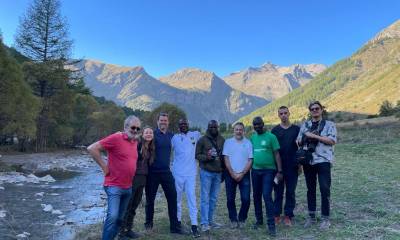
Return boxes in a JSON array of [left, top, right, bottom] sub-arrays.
[[0, 153, 105, 240]]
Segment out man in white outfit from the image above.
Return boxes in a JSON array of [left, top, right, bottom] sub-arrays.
[[171, 118, 201, 238]]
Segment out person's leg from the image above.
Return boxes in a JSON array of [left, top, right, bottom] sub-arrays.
[[121, 175, 146, 233], [145, 173, 160, 228], [174, 173, 185, 223], [225, 171, 238, 223], [208, 172, 221, 225], [251, 170, 263, 225], [238, 172, 251, 223], [317, 162, 331, 218], [116, 188, 133, 234], [160, 171, 179, 231], [200, 169, 212, 226], [102, 186, 122, 240], [261, 170, 276, 229], [186, 175, 198, 226], [284, 166, 299, 219], [273, 175, 284, 218], [303, 164, 317, 218]]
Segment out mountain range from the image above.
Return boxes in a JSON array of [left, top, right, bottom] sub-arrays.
[[240, 19, 400, 125], [78, 60, 324, 127]]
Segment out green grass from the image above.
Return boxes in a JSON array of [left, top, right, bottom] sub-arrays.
[[76, 124, 400, 240]]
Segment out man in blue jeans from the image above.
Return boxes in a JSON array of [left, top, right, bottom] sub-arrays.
[[195, 120, 225, 232], [87, 115, 141, 240], [222, 122, 253, 229], [251, 116, 283, 237]]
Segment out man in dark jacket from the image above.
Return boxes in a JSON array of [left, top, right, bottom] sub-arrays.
[[196, 120, 225, 232]]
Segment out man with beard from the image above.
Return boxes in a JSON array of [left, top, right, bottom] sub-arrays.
[[272, 106, 300, 227], [196, 120, 225, 232], [171, 119, 201, 237], [251, 116, 283, 237], [144, 113, 183, 234], [87, 115, 141, 240]]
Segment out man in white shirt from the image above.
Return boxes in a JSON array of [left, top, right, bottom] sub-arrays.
[[222, 122, 253, 229], [171, 119, 201, 238]]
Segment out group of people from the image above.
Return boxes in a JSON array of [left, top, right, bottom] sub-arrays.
[[87, 101, 337, 240]]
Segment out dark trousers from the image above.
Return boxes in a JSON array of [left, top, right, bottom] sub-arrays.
[[273, 166, 298, 218], [121, 174, 147, 232], [303, 162, 331, 217], [224, 171, 251, 222], [145, 171, 179, 230], [252, 169, 276, 226]]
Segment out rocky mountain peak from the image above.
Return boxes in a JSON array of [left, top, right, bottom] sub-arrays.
[[370, 19, 400, 44]]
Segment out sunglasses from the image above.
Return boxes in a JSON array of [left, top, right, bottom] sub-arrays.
[[130, 126, 141, 131], [310, 107, 321, 112]]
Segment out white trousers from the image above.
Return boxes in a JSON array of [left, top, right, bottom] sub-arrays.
[[174, 174, 198, 225]]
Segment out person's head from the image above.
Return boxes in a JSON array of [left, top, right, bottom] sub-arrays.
[[157, 112, 169, 131], [278, 106, 290, 124], [178, 119, 189, 134], [123, 115, 141, 140], [252, 116, 265, 134], [233, 122, 245, 140], [207, 120, 219, 137], [142, 127, 154, 143], [308, 101, 323, 120]]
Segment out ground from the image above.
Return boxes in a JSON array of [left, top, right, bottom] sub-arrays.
[[45, 121, 400, 239]]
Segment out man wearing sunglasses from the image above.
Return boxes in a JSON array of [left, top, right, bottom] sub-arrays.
[[87, 115, 141, 240], [296, 101, 337, 230]]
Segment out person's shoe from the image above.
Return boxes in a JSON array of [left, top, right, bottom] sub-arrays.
[[123, 230, 141, 239], [252, 221, 263, 230], [210, 222, 223, 229], [170, 226, 185, 235], [274, 216, 281, 225], [320, 218, 331, 230], [200, 224, 210, 232], [267, 225, 277, 237], [283, 216, 292, 227], [304, 217, 316, 228], [230, 221, 238, 229], [191, 225, 201, 238]]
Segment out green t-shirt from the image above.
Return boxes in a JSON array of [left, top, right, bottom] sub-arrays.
[[250, 132, 280, 170]]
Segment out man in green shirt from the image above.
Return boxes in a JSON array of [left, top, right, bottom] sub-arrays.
[[250, 116, 283, 237]]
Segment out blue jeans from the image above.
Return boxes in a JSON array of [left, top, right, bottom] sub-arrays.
[[225, 171, 251, 222], [200, 169, 221, 225], [251, 169, 276, 226], [102, 186, 132, 240]]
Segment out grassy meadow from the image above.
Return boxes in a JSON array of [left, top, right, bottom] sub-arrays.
[[77, 121, 400, 240]]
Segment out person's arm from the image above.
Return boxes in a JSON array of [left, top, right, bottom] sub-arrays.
[[274, 151, 283, 180], [224, 155, 238, 180], [87, 142, 109, 176], [296, 123, 306, 146], [304, 122, 337, 146], [196, 138, 212, 163], [236, 158, 253, 182]]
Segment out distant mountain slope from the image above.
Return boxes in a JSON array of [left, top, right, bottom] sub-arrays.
[[223, 63, 326, 100], [78, 61, 268, 127], [240, 20, 400, 125]]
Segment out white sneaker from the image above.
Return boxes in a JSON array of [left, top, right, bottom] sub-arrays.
[[320, 218, 331, 230], [200, 224, 210, 232], [210, 222, 223, 229]]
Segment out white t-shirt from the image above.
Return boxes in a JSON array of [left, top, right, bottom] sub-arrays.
[[171, 131, 201, 176], [222, 137, 253, 173]]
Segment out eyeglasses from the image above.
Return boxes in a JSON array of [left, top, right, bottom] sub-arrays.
[[310, 107, 321, 112], [130, 126, 141, 131]]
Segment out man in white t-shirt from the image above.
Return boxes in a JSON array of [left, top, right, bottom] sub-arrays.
[[222, 122, 253, 229], [171, 119, 201, 238]]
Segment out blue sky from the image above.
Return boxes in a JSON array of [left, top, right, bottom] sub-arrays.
[[0, 0, 399, 77]]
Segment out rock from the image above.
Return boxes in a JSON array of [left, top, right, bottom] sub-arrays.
[[0, 210, 6, 218], [49, 193, 60, 196], [52, 209, 63, 215], [58, 215, 66, 219], [16, 183, 24, 186], [35, 192, 45, 197], [41, 204, 53, 212], [16, 232, 31, 238], [54, 220, 65, 226], [26, 174, 40, 183], [36, 199, 42, 201], [39, 175, 56, 183], [65, 218, 74, 224], [0, 186, 4, 190]]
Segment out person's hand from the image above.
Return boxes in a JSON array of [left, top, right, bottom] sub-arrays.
[[207, 149, 213, 160], [298, 165, 303, 176], [276, 172, 283, 182], [236, 172, 244, 182]]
